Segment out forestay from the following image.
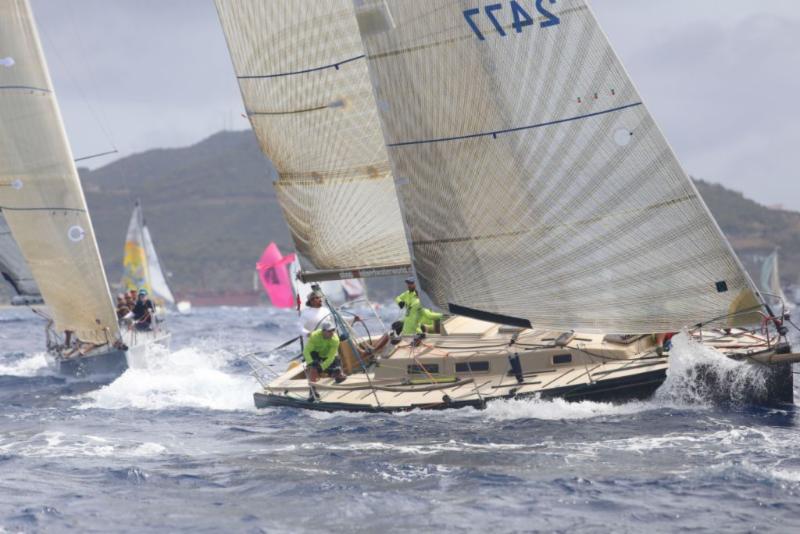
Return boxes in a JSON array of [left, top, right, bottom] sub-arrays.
[[355, 0, 762, 333], [215, 0, 411, 282], [0, 0, 119, 344], [0, 209, 39, 298]]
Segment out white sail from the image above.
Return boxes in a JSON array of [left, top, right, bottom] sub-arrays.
[[214, 0, 411, 281], [759, 250, 789, 309], [355, 0, 762, 333], [142, 224, 175, 306], [0, 209, 39, 298], [0, 0, 119, 344]]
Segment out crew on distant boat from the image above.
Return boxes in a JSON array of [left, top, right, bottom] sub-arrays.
[[116, 293, 130, 320], [304, 320, 346, 383], [132, 288, 155, 331]]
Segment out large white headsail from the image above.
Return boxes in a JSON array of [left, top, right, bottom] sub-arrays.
[[355, 0, 762, 333], [0, 0, 119, 344], [214, 0, 412, 282]]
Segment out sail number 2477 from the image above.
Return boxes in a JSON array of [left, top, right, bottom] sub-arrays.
[[464, 0, 560, 41]]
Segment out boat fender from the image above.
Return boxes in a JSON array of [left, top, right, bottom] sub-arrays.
[[555, 331, 574, 348], [508, 353, 524, 384]]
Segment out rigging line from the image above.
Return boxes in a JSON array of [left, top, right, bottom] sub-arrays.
[[37, 22, 118, 153], [0, 85, 51, 93], [237, 54, 365, 79], [0, 205, 85, 213], [74, 149, 119, 163], [387, 102, 643, 148]]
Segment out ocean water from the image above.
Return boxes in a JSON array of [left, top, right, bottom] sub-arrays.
[[1, 306, 800, 533]]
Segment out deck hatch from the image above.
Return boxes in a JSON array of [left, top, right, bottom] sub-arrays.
[[553, 353, 573, 365], [408, 363, 439, 375], [455, 361, 490, 373]]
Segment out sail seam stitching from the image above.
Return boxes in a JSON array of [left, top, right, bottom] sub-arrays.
[[0, 85, 51, 93], [237, 55, 365, 79], [388, 102, 643, 147]]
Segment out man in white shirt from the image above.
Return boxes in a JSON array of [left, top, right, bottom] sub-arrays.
[[300, 291, 330, 337]]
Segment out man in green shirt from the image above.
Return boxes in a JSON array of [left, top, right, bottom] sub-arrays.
[[303, 320, 346, 383]]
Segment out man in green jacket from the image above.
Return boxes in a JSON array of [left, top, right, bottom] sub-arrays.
[[394, 277, 443, 341], [303, 320, 346, 383]]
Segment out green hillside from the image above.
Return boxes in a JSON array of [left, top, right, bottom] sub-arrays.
[[2, 130, 798, 303]]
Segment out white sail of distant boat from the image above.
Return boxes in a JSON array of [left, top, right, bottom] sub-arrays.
[[759, 249, 791, 310], [214, 0, 412, 283], [121, 202, 175, 307], [0, 0, 120, 346], [0, 209, 41, 305], [353, 0, 766, 333]]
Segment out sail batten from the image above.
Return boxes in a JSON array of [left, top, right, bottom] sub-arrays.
[[0, 0, 119, 344], [214, 0, 411, 279], [356, 0, 762, 333]]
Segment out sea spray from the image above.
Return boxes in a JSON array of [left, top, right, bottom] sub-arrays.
[[80, 345, 259, 411], [655, 331, 768, 406]]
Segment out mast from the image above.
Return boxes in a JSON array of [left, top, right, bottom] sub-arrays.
[[0, 0, 119, 344]]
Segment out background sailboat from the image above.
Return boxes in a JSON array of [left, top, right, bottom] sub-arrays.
[[0, 0, 121, 349], [759, 249, 792, 311], [256, 241, 367, 309], [120, 201, 178, 310]]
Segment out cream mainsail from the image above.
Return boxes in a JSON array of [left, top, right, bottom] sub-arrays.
[[0, 209, 39, 299], [121, 202, 175, 306], [0, 0, 119, 344], [354, 0, 763, 333], [214, 0, 411, 282]]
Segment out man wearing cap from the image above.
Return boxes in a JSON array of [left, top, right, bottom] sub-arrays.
[[299, 290, 331, 337], [303, 320, 346, 383], [132, 288, 155, 331]]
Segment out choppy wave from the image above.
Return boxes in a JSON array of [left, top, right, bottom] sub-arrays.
[[80, 345, 259, 411], [0, 351, 51, 377]]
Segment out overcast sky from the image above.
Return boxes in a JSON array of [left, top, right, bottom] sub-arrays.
[[29, 0, 800, 209]]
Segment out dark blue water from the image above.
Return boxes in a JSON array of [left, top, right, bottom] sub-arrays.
[[2, 306, 800, 533]]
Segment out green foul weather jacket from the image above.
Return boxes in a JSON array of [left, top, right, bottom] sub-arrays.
[[303, 330, 340, 370]]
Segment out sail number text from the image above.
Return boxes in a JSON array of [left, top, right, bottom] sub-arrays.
[[464, 0, 560, 41]]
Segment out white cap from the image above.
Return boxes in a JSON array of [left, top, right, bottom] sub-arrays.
[[320, 320, 336, 332]]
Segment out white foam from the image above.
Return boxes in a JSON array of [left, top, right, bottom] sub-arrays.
[[0, 430, 167, 459], [80, 345, 258, 411], [480, 396, 659, 421], [655, 332, 767, 405], [0, 352, 51, 377]]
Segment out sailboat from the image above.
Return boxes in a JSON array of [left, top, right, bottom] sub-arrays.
[[121, 201, 182, 313], [759, 249, 792, 313], [215, 0, 799, 411], [0, 0, 164, 379]]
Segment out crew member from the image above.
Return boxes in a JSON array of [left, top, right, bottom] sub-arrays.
[[132, 288, 155, 331], [116, 293, 130, 320], [303, 320, 346, 383], [394, 277, 443, 339], [299, 290, 330, 337]]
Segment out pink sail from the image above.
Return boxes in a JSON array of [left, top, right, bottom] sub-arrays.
[[256, 243, 296, 308]]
